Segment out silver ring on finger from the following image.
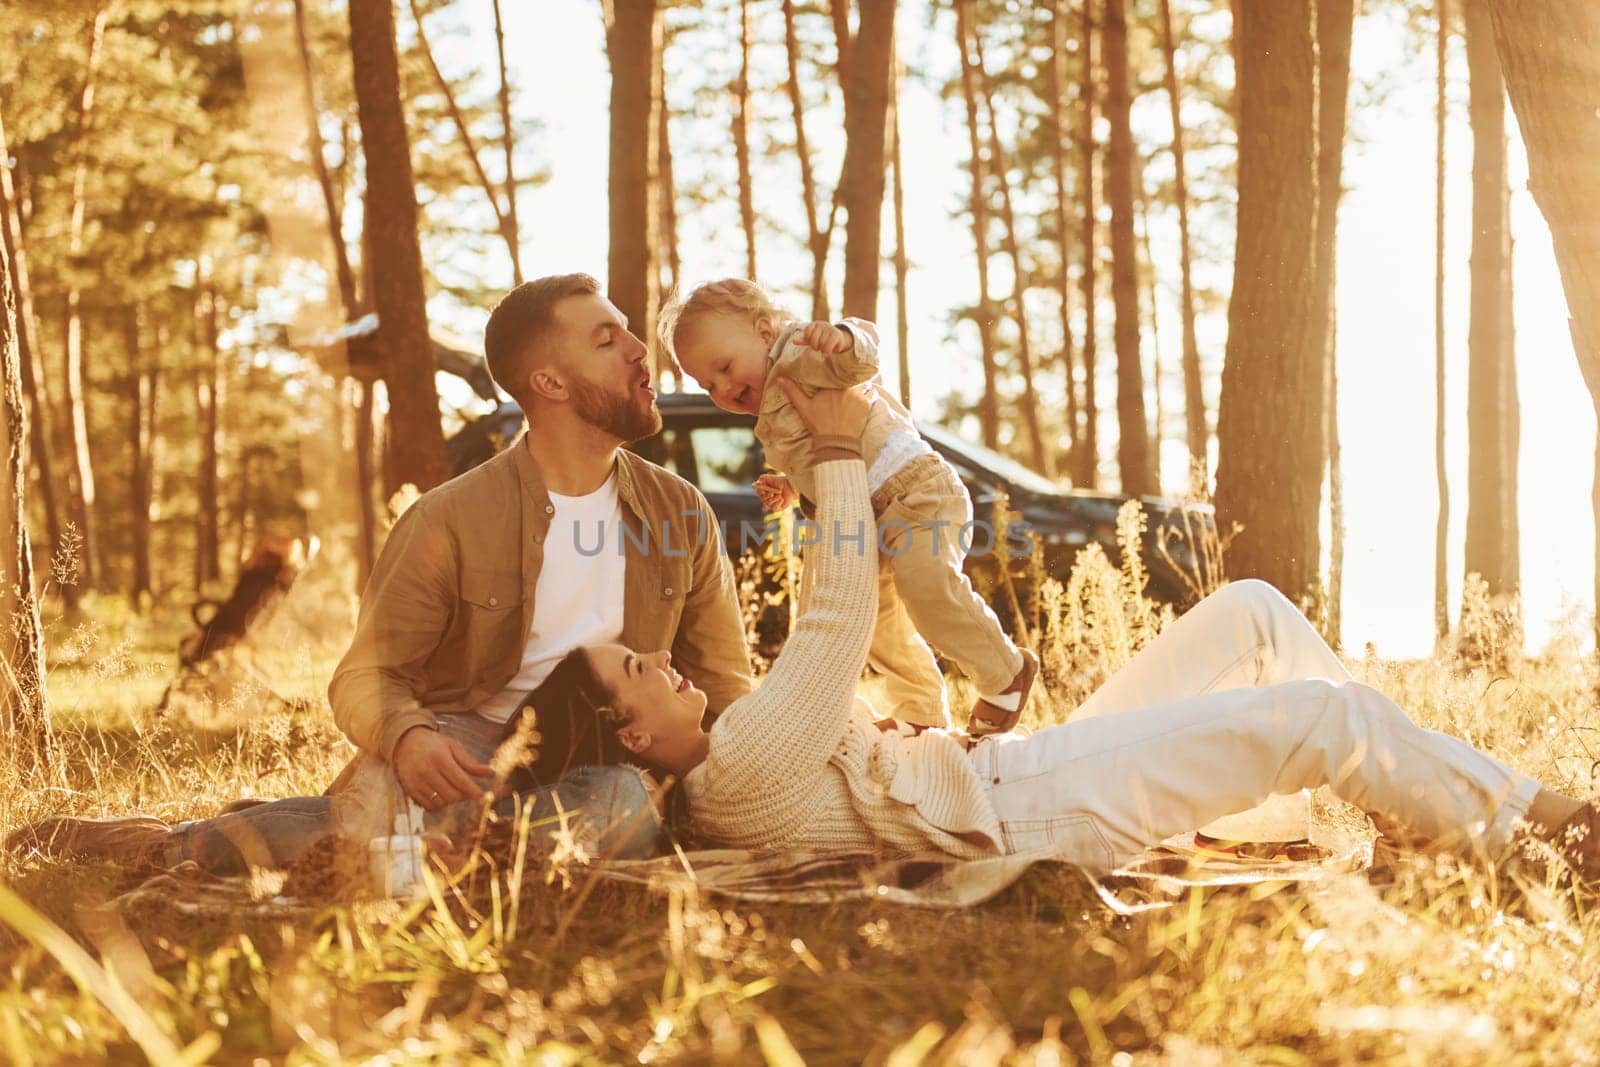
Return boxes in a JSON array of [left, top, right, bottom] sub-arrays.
[[429, 791, 442, 803]]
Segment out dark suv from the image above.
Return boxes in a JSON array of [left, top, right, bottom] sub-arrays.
[[447, 394, 1211, 610]]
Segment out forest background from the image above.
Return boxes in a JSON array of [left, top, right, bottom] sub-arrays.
[[1, 0, 1593, 667], [1, 0, 1599, 1060]]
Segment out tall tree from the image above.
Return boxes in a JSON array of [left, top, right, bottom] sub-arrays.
[[490, 0, 523, 285], [974, 30, 1050, 475], [1462, 0, 1518, 601], [782, 0, 829, 320], [1102, 0, 1156, 496], [1157, 0, 1207, 480], [1433, 0, 1450, 640], [889, 38, 910, 407], [1046, 0, 1080, 477], [954, 0, 999, 449], [61, 5, 111, 607], [656, 39, 681, 376], [605, 0, 663, 377], [409, 0, 522, 286], [0, 183, 48, 774], [1078, 0, 1100, 489], [1481, 1, 1600, 645], [348, 0, 449, 492], [1314, 0, 1356, 648], [837, 0, 895, 320], [125, 307, 156, 606], [1139, 192, 1163, 474], [0, 110, 61, 571], [292, 0, 376, 584], [1214, 0, 1322, 599], [193, 284, 222, 589], [734, 0, 757, 279]]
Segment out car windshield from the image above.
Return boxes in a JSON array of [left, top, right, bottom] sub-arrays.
[[916, 421, 1067, 498]]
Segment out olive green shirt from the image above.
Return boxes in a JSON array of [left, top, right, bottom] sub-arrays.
[[328, 437, 755, 761]]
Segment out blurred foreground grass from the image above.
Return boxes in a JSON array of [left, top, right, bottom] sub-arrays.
[[3, 521, 1600, 1064]]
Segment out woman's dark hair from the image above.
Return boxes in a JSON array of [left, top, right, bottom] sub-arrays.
[[498, 648, 695, 842], [500, 649, 640, 789]]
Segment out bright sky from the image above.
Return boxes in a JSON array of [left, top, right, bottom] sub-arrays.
[[424, 0, 1593, 660]]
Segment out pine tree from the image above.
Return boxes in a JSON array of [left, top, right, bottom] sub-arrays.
[[1214, 0, 1322, 599]]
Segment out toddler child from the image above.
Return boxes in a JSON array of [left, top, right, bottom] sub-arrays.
[[659, 278, 1037, 734]]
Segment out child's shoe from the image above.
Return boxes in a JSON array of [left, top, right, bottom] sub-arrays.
[[968, 649, 1039, 735]]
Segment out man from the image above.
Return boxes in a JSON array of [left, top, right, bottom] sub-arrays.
[[11, 274, 754, 873]]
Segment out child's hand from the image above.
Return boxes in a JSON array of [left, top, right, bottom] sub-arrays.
[[754, 473, 797, 512], [796, 321, 853, 355]]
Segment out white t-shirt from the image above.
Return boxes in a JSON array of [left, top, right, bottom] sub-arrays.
[[474, 473, 627, 723]]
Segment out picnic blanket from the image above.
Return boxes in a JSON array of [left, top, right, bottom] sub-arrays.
[[111, 828, 1367, 921], [591, 827, 1366, 914]]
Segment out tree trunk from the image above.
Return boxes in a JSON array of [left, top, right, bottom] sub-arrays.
[[1214, 0, 1322, 600], [783, 0, 829, 321], [292, 0, 375, 585], [1462, 0, 1518, 600], [126, 307, 152, 607], [975, 31, 1050, 475], [1139, 193, 1163, 479], [605, 0, 663, 379], [1102, 0, 1156, 497], [1047, 0, 1080, 479], [954, 0, 999, 450], [1434, 0, 1450, 640], [0, 110, 62, 569], [814, 0, 858, 324], [735, 0, 757, 280], [1078, 0, 1101, 489], [1500, 196, 1519, 595], [1158, 0, 1207, 481], [194, 287, 222, 590], [295, 0, 358, 312], [491, 0, 523, 285], [349, 0, 449, 493], [0, 195, 48, 773], [1326, 315, 1344, 648], [889, 38, 910, 407], [658, 42, 680, 299], [62, 6, 111, 607], [838, 0, 895, 321], [1481, 0, 1600, 645], [1314, 0, 1355, 644]]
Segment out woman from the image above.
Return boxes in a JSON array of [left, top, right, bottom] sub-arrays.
[[519, 380, 1599, 881]]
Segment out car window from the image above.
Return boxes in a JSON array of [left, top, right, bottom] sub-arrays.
[[687, 426, 763, 494], [653, 428, 698, 484]]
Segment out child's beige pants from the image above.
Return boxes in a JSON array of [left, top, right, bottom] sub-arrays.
[[802, 455, 1023, 729]]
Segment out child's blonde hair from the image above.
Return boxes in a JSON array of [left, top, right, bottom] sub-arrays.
[[658, 279, 798, 365]]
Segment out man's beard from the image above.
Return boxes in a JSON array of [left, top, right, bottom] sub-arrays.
[[570, 375, 662, 443]]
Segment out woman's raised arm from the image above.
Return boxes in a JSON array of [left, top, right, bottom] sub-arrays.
[[696, 384, 882, 796]]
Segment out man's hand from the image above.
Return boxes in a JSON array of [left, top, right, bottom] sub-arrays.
[[754, 473, 797, 512], [796, 321, 853, 355], [393, 725, 496, 810]]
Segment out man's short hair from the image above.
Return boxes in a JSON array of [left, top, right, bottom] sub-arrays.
[[484, 273, 601, 403]]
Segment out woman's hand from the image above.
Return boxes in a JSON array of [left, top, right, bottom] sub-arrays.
[[778, 379, 878, 442]]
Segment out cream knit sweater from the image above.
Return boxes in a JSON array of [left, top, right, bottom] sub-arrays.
[[684, 459, 1005, 858]]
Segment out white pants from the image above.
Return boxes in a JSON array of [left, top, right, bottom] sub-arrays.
[[969, 580, 1541, 873]]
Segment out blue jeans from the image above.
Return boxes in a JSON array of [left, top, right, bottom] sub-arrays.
[[173, 714, 660, 875]]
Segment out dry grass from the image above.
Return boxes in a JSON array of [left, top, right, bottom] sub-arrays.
[[3, 516, 1600, 1064]]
